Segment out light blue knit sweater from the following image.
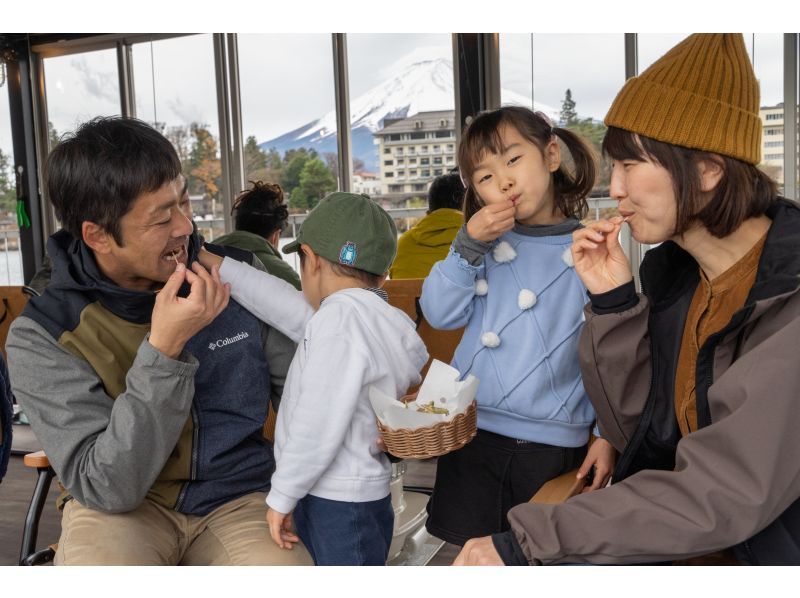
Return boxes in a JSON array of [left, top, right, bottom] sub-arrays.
[[420, 230, 596, 447]]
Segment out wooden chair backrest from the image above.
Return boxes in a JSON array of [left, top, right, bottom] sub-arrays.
[[382, 278, 464, 392], [0, 286, 34, 360]]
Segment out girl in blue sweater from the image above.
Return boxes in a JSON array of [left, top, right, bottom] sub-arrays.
[[420, 106, 616, 546]]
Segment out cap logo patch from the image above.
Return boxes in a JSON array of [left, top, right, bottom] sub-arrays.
[[339, 241, 357, 266]]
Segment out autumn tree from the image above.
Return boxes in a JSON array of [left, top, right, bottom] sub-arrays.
[[188, 124, 222, 199]]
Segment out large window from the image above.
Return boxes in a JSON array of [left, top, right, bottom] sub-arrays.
[[42, 48, 120, 151], [132, 35, 222, 238], [0, 66, 22, 284], [500, 33, 625, 194], [238, 34, 337, 215], [346, 34, 455, 208]]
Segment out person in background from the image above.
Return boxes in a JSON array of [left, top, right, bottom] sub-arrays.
[[215, 181, 301, 290], [389, 171, 465, 279]]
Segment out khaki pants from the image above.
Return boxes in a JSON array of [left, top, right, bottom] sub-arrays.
[[55, 492, 312, 565]]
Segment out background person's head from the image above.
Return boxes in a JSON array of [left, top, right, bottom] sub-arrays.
[[602, 33, 777, 244], [46, 116, 192, 290], [283, 192, 397, 309], [458, 105, 596, 225], [232, 181, 290, 249], [427, 172, 466, 214]]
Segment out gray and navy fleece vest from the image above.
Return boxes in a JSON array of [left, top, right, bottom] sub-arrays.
[[24, 229, 275, 515]]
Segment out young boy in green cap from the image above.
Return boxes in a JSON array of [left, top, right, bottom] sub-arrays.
[[199, 192, 428, 565]]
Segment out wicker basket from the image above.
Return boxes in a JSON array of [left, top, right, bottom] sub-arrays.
[[377, 400, 477, 459]]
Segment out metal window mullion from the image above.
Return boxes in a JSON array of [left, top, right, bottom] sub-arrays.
[[117, 41, 136, 119], [783, 33, 798, 201], [623, 33, 643, 291], [332, 33, 352, 192], [30, 50, 57, 244], [213, 34, 233, 234], [226, 33, 245, 200], [483, 33, 501, 110], [451, 34, 462, 146]]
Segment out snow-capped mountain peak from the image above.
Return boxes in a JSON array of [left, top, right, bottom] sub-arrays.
[[261, 57, 557, 170]]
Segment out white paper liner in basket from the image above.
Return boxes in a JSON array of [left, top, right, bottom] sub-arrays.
[[368, 359, 479, 430]]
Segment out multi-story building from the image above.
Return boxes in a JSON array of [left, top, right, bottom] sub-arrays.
[[352, 171, 382, 197], [372, 110, 457, 201], [760, 103, 785, 183]]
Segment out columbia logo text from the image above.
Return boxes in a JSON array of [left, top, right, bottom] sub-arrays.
[[207, 331, 250, 351]]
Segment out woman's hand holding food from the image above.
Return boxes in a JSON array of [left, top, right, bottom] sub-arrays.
[[571, 217, 634, 295]]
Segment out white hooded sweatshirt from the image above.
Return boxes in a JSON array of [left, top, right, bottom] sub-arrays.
[[219, 258, 428, 514]]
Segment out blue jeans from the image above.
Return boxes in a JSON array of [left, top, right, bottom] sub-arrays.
[[292, 494, 394, 565]]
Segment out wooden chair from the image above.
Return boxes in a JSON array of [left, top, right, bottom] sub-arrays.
[[0, 285, 37, 360], [382, 278, 464, 391], [529, 469, 585, 504]]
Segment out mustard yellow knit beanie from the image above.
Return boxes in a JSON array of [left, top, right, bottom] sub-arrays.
[[605, 33, 761, 165]]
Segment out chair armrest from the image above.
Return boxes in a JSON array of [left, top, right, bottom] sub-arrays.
[[529, 469, 585, 504], [23, 450, 50, 469]]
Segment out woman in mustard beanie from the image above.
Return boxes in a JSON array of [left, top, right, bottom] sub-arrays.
[[455, 33, 800, 565]]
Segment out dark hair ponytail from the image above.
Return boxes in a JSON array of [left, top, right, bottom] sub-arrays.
[[550, 125, 596, 219]]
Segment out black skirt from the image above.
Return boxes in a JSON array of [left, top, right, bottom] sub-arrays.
[[425, 428, 588, 546]]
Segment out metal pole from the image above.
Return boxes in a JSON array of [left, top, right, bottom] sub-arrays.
[[783, 34, 798, 200], [332, 34, 353, 192], [483, 34, 501, 110], [623, 33, 642, 291], [213, 34, 233, 234], [117, 41, 136, 119], [226, 33, 245, 199]]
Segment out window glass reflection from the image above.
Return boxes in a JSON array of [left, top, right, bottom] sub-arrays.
[[238, 33, 337, 217], [132, 35, 222, 238], [500, 33, 625, 195], [347, 33, 455, 215]]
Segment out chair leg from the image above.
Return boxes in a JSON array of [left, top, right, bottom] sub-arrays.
[[19, 466, 55, 566]]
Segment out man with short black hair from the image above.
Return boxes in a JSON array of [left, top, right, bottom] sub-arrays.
[[6, 116, 311, 565]]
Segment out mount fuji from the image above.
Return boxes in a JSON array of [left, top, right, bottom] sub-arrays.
[[259, 58, 557, 172]]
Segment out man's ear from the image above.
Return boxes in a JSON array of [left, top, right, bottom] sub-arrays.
[[81, 221, 114, 254], [545, 138, 561, 173], [377, 273, 388, 288], [698, 155, 725, 193]]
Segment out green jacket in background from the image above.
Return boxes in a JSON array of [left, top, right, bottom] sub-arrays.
[[389, 208, 462, 279], [214, 230, 301, 290]]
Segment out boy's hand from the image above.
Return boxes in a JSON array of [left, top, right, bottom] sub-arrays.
[[267, 507, 299, 550], [466, 200, 516, 243], [577, 437, 616, 492], [149, 262, 231, 358], [571, 218, 633, 295], [453, 537, 504, 566], [197, 246, 224, 271]]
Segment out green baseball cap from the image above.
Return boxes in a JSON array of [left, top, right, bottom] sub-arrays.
[[282, 192, 398, 276]]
